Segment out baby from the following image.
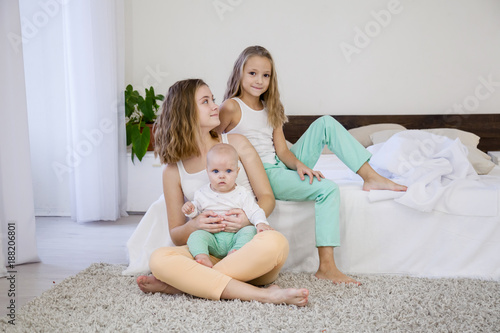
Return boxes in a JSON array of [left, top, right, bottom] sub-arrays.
[[183, 143, 272, 268]]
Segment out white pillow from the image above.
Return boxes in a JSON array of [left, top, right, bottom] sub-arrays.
[[422, 128, 480, 148], [370, 129, 405, 145], [467, 147, 495, 175], [348, 124, 407, 147]]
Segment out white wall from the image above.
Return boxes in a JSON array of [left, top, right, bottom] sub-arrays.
[[23, 0, 500, 216], [125, 0, 500, 115]]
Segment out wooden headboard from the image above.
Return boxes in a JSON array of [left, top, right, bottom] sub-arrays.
[[283, 114, 500, 152]]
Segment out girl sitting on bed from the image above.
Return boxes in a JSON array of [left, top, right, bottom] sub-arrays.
[[216, 45, 407, 285], [136, 78, 309, 306]]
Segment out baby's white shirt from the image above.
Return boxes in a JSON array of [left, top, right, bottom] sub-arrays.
[[186, 184, 269, 226]]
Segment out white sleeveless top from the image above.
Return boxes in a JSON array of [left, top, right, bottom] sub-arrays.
[[228, 98, 277, 165], [176, 133, 252, 201]]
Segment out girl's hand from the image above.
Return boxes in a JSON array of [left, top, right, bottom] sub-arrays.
[[221, 208, 251, 233], [296, 162, 325, 184], [256, 223, 273, 233], [191, 211, 225, 233]]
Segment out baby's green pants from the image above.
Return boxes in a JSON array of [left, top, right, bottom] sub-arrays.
[[188, 225, 257, 259]]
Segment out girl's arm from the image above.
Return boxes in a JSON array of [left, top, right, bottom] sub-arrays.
[[163, 164, 225, 245], [214, 99, 241, 134], [228, 134, 275, 217], [273, 126, 324, 184]]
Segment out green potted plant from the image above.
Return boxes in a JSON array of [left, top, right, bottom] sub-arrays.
[[125, 84, 164, 162]]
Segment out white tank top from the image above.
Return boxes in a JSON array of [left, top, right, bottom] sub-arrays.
[[176, 133, 252, 201], [228, 98, 277, 165]]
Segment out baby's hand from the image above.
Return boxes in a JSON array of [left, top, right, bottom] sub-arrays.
[[256, 223, 273, 233], [182, 202, 195, 216]]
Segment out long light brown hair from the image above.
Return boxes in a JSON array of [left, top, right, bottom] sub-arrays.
[[154, 79, 218, 164], [223, 45, 287, 129]]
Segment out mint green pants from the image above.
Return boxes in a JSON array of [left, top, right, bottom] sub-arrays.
[[264, 116, 371, 247], [187, 226, 257, 259]]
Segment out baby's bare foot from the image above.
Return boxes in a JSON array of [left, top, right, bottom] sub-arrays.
[[267, 285, 309, 307], [136, 275, 181, 294], [195, 254, 213, 268]]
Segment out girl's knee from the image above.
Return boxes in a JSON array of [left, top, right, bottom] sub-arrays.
[[149, 247, 169, 274], [314, 180, 340, 205], [313, 115, 339, 129], [256, 230, 289, 255], [321, 115, 339, 126], [318, 178, 339, 194], [259, 229, 287, 242], [149, 246, 188, 274]]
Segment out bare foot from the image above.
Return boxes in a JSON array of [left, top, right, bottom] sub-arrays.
[[227, 249, 236, 255], [266, 285, 309, 307], [362, 174, 407, 192], [136, 275, 181, 294], [357, 162, 407, 192], [315, 268, 361, 286], [195, 254, 213, 268]]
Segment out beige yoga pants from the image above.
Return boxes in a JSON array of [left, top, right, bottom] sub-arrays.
[[149, 230, 289, 300]]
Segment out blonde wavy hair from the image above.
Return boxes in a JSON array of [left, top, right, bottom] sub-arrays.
[[154, 79, 218, 164], [223, 45, 287, 129]]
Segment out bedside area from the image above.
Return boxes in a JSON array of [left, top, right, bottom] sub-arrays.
[[127, 152, 164, 212]]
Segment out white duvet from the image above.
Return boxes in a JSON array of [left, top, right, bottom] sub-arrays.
[[367, 130, 498, 216]]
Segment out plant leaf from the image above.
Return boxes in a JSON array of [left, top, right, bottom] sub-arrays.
[[140, 98, 155, 123], [126, 123, 140, 146], [132, 126, 150, 161], [125, 85, 140, 118]]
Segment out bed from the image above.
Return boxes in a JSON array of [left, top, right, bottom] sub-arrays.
[[269, 113, 500, 280], [124, 113, 500, 281]]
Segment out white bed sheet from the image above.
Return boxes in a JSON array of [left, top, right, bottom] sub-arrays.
[[280, 154, 500, 280]]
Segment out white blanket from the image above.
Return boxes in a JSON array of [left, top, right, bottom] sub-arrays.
[[367, 130, 498, 216]]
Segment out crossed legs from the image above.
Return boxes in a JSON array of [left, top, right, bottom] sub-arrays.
[[137, 231, 309, 306]]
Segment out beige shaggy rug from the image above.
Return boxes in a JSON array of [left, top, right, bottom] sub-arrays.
[[1, 263, 499, 332]]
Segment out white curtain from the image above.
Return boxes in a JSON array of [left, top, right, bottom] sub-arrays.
[[21, 0, 127, 222], [1, 0, 40, 275], [62, 1, 127, 222]]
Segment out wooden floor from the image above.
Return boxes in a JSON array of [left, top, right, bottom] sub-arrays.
[[0, 214, 142, 317]]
